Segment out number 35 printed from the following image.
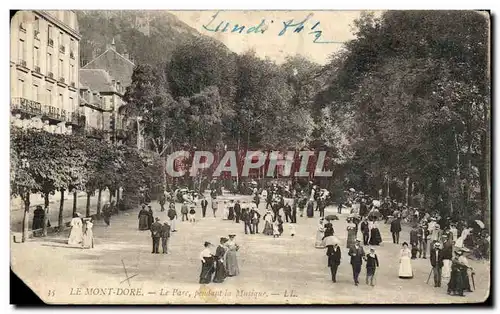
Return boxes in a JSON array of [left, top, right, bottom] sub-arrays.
[[48, 290, 55, 297]]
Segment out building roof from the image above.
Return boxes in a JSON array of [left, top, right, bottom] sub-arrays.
[[82, 47, 135, 87], [79, 69, 116, 93]]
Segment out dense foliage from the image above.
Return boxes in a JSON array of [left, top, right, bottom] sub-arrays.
[[10, 127, 162, 241], [120, 11, 490, 225]]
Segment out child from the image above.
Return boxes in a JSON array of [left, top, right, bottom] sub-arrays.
[[188, 207, 196, 223], [273, 221, 280, 238], [289, 223, 296, 237], [364, 247, 379, 286]]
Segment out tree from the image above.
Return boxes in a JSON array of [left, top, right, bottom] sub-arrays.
[[318, 11, 490, 221], [10, 128, 87, 241]]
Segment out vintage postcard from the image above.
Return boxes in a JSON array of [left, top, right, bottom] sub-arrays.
[[10, 10, 491, 305]]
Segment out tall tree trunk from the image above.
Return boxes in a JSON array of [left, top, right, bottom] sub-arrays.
[[58, 189, 65, 227], [86, 192, 91, 217], [42, 192, 50, 237], [405, 176, 410, 206], [386, 176, 390, 198], [21, 191, 30, 243], [97, 189, 102, 216], [72, 191, 78, 217], [481, 102, 491, 228]]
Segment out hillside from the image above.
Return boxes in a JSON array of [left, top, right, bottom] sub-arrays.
[[77, 10, 206, 66]]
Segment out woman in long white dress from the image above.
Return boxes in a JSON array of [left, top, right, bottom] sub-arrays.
[[82, 218, 94, 249], [315, 218, 325, 248], [455, 227, 472, 248], [68, 213, 83, 245], [222, 201, 230, 220], [399, 242, 413, 279]]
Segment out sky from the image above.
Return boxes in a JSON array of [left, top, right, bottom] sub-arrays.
[[172, 11, 368, 65]]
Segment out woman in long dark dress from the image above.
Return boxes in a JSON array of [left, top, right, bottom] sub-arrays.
[[227, 201, 235, 221], [147, 206, 154, 229], [32, 205, 45, 231], [213, 237, 228, 283], [138, 205, 150, 230], [306, 200, 315, 218], [199, 242, 215, 284], [369, 221, 382, 245], [448, 250, 467, 296]]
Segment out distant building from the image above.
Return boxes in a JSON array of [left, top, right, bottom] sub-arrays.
[[82, 39, 142, 148], [79, 68, 127, 144], [81, 39, 135, 88], [10, 10, 82, 135]]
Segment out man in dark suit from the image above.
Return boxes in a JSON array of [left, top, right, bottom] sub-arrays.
[[241, 208, 252, 234], [359, 200, 368, 217], [327, 243, 342, 282], [348, 239, 365, 286], [161, 221, 171, 254], [200, 197, 208, 218], [150, 218, 163, 254], [283, 203, 292, 223], [234, 200, 242, 223], [249, 208, 261, 234], [410, 224, 419, 259], [430, 242, 444, 287], [318, 199, 326, 218], [360, 217, 370, 245], [390, 217, 402, 244], [417, 223, 430, 259]]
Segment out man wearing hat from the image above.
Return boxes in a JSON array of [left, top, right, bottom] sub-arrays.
[[161, 220, 171, 254], [430, 224, 443, 248], [348, 239, 365, 286], [181, 201, 189, 221], [417, 223, 430, 259], [430, 242, 444, 287], [150, 217, 163, 254]]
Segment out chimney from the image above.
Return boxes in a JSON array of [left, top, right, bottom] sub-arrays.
[[111, 37, 116, 50]]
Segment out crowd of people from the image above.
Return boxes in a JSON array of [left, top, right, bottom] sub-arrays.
[[311, 188, 484, 298], [61, 180, 486, 298]]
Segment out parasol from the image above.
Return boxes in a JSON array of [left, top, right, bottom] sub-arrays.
[[349, 188, 355, 192], [372, 200, 381, 207], [323, 235, 341, 246], [325, 214, 339, 221], [474, 220, 485, 229]]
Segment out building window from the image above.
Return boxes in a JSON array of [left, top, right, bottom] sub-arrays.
[[33, 46, 39, 70], [70, 64, 74, 83], [47, 53, 52, 74], [59, 93, 63, 109], [34, 16, 39, 31], [70, 39, 75, 58], [59, 59, 64, 78], [47, 24, 53, 46], [47, 89, 52, 104], [33, 84, 39, 101], [70, 97, 74, 111], [18, 39, 25, 62], [18, 79, 24, 97]]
